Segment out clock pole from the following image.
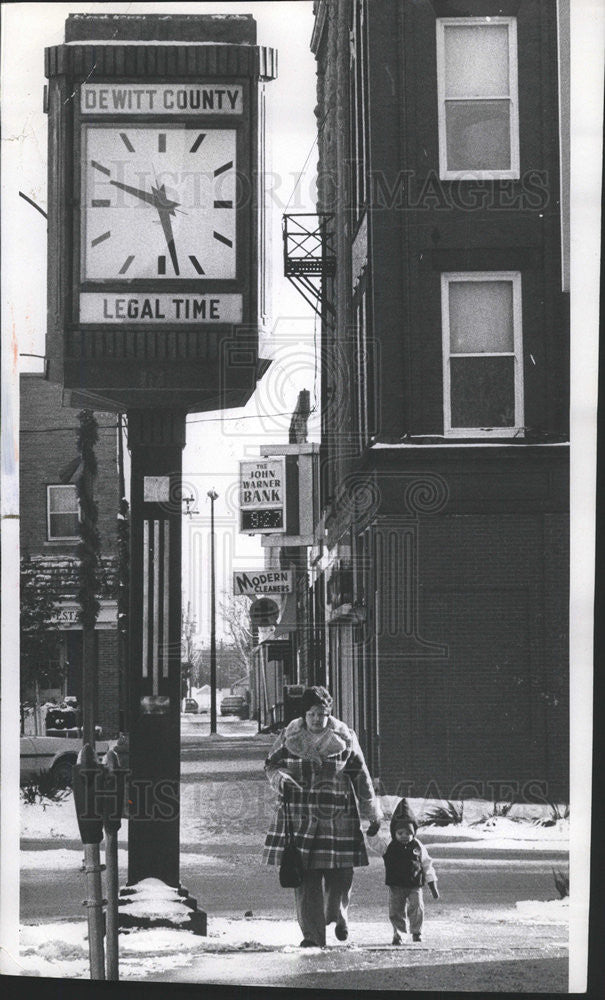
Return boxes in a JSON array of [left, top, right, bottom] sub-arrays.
[[126, 409, 186, 887]]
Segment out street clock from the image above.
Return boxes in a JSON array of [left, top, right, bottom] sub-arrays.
[[44, 32, 277, 412]]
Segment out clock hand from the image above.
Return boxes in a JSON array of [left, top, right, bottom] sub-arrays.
[[109, 178, 180, 213], [155, 204, 180, 275], [110, 177, 181, 273]]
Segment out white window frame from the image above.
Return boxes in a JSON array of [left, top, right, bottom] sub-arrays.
[[47, 484, 80, 541], [436, 17, 520, 180], [441, 271, 524, 438]]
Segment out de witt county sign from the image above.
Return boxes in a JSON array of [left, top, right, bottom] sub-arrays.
[[233, 569, 293, 596]]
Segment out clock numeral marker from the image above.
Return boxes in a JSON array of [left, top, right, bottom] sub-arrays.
[[119, 255, 135, 275], [189, 255, 205, 275], [120, 133, 135, 152], [158, 134, 166, 153], [91, 231, 111, 247], [214, 161, 233, 177], [91, 161, 111, 176], [158, 256, 166, 275], [190, 134, 206, 153], [92, 199, 111, 207], [214, 200, 233, 209], [213, 231, 233, 248]]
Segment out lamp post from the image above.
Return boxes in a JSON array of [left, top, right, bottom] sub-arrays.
[[207, 489, 219, 735]]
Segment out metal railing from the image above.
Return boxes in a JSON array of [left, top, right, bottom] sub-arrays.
[[282, 213, 336, 317]]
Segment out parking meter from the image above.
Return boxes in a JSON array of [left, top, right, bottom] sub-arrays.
[[72, 743, 104, 844], [102, 748, 125, 835]]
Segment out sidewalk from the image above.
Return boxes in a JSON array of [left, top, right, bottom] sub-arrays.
[[18, 903, 568, 989], [18, 744, 570, 989]]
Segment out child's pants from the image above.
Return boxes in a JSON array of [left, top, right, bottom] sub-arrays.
[[294, 867, 354, 946], [388, 886, 424, 935]]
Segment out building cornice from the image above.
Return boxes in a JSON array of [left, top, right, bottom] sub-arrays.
[[310, 0, 329, 55]]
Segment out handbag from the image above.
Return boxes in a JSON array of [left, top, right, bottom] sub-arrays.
[[279, 788, 305, 888]]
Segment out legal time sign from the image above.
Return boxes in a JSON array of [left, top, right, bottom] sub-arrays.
[[80, 293, 243, 324]]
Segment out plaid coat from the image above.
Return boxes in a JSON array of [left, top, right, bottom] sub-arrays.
[[262, 717, 382, 870]]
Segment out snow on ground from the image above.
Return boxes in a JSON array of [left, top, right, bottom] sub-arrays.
[[21, 789, 570, 849], [17, 900, 568, 981], [515, 899, 569, 923], [19, 849, 221, 871]]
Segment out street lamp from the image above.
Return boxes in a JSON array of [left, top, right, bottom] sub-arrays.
[[207, 489, 219, 734]]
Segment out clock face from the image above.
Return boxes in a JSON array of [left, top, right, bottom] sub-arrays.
[[81, 125, 237, 280]]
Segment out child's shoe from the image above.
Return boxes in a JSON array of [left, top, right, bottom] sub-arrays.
[[392, 933, 403, 945], [412, 933, 422, 942]]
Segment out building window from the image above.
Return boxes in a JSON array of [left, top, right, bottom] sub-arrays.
[[441, 272, 524, 437], [47, 485, 80, 540], [436, 17, 519, 179], [349, 0, 369, 222]]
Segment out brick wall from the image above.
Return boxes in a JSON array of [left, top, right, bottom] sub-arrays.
[[20, 374, 122, 735], [20, 374, 120, 554], [375, 509, 569, 801]]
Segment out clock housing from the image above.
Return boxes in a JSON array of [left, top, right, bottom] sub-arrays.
[[44, 39, 277, 412]]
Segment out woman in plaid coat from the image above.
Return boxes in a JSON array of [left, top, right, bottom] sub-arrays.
[[263, 686, 382, 947]]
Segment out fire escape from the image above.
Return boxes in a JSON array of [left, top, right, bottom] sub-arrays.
[[282, 213, 335, 317]]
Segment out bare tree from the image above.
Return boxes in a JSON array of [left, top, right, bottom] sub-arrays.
[[218, 594, 253, 681]]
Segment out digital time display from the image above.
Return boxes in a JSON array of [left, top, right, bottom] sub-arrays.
[[241, 509, 284, 532]]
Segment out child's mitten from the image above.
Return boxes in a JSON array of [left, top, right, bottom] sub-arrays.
[[428, 882, 439, 900], [366, 820, 381, 837]]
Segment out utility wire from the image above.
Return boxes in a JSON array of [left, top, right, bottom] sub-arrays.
[[283, 110, 329, 214]]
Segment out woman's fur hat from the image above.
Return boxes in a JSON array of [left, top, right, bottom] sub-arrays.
[[390, 797, 419, 838]]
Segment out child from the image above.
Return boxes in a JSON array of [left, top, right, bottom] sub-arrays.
[[383, 798, 439, 944]]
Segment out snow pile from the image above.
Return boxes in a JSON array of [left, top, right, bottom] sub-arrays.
[[514, 898, 569, 923], [119, 878, 204, 932]]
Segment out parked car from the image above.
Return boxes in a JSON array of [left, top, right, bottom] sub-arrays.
[[20, 736, 109, 788], [219, 695, 249, 719], [182, 698, 199, 714]]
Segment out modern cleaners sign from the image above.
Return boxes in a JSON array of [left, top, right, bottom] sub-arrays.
[[239, 457, 286, 534], [233, 569, 293, 596]]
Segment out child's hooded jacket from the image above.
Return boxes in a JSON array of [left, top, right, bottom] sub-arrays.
[[383, 798, 437, 888]]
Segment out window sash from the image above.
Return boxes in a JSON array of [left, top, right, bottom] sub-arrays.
[[436, 17, 519, 180], [47, 485, 80, 540], [441, 272, 524, 437]]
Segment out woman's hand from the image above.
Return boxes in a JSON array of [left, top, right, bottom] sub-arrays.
[[278, 770, 303, 791], [366, 820, 381, 837]]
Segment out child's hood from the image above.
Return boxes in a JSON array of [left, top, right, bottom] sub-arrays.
[[390, 797, 419, 839]]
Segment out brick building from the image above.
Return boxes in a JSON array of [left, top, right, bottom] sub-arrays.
[[20, 373, 122, 737], [293, 0, 570, 799]]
